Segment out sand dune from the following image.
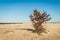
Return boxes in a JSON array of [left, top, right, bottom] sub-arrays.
[[0, 23, 60, 40]]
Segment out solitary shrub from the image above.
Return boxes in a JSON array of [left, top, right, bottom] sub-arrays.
[[29, 9, 51, 34]]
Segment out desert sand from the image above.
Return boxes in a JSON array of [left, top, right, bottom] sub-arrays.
[[0, 22, 60, 40]]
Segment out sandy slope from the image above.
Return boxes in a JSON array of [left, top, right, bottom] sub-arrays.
[[0, 23, 60, 40]]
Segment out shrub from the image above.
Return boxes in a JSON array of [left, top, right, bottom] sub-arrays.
[[29, 9, 51, 34]]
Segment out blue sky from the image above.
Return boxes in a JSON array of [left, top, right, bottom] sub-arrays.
[[0, 0, 60, 23]]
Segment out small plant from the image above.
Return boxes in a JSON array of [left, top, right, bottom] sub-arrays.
[[29, 9, 51, 34]]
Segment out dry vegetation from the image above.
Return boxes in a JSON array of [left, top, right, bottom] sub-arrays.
[[29, 9, 51, 34], [0, 10, 60, 40], [0, 23, 60, 40]]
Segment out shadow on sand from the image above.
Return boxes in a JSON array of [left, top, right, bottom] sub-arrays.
[[16, 28, 48, 35], [17, 28, 35, 32]]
